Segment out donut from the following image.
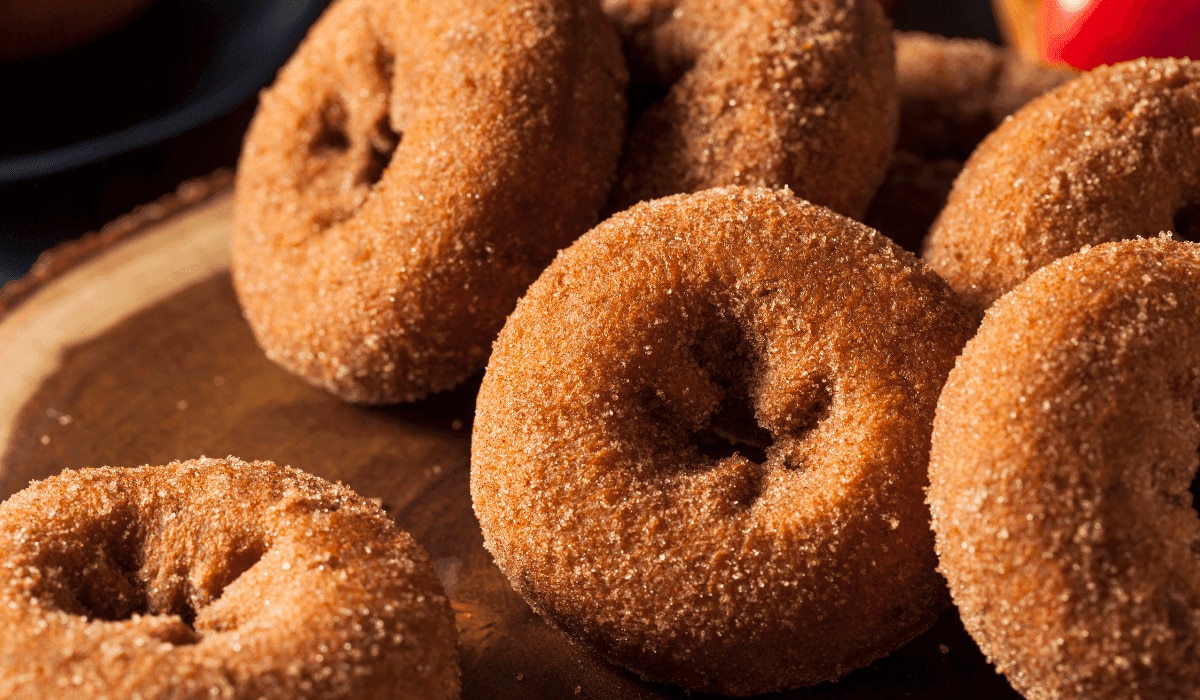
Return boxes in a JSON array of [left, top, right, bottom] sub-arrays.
[[864, 32, 1075, 252], [233, 0, 627, 404], [0, 457, 459, 699], [923, 57, 1200, 315], [471, 186, 976, 695], [892, 31, 1076, 160], [928, 238, 1200, 699], [601, 0, 896, 218]]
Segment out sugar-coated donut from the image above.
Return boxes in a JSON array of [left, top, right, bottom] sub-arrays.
[[864, 32, 1076, 252], [928, 238, 1200, 700], [471, 187, 976, 695], [923, 57, 1200, 315], [233, 0, 627, 404], [602, 0, 896, 218], [0, 457, 459, 699]]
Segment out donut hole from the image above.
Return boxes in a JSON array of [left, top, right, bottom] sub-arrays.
[[197, 539, 267, 610], [360, 116, 400, 187], [310, 101, 399, 188], [680, 318, 775, 467], [693, 386, 774, 465], [73, 530, 150, 624], [362, 43, 403, 187], [373, 43, 395, 88], [52, 522, 267, 643], [774, 379, 834, 466]]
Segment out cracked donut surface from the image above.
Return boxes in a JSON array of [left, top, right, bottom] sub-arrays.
[[470, 186, 975, 695], [233, 0, 627, 403], [0, 457, 459, 699]]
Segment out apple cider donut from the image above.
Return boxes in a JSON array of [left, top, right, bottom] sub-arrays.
[[923, 57, 1200, 315], [0, 457, 459, 699], [929, 238, 1200, 699], [471, 187, 976, 695], [233, 0, 627, 403], [602, 0, 896, 218], [864, 32, 1075, 252]]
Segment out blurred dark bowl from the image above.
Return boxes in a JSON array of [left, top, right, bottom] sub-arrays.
[[0, 0, 329, 185]]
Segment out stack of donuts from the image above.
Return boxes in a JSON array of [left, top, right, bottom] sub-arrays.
[[5, 0, 1200, 697]]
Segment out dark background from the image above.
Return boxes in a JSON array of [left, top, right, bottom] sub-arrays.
[[0, 0, 1001, 285]]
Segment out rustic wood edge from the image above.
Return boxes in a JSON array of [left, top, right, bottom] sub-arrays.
[[0, 168, 236, 316]]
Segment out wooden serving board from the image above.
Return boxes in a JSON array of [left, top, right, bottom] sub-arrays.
[[0, 174, 1022, 699]]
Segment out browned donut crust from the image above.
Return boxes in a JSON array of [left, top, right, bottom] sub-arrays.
[[0, 457, 459, 699], [865, 32, 1075, 252], [602, 0, 897, 218], [471, 187, 975, 695], [233, 0, 627, 404], [928, 238, 1200, 700], [923, 58, 1200, 315]]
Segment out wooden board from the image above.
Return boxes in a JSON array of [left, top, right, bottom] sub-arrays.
[[0, 175, 1023, 698]]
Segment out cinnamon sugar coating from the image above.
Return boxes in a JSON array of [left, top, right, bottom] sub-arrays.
[[233, 0, 627, 403], [0, 458, 459, 699], [866, 32, 1075, 252], [928, 238, 1200, 699], [602, 0, 897, 218], [923, 58, 1200, 315], [471, 187, 975, 695]]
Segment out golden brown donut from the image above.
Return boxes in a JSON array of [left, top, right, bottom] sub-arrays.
[[0, 0, 156, 62], [0, 457, 459, 699], [602, 0, 896, 218], [865, 32, 1075, 252], [471, 186, 975, 695], [233, 0, 627, 404], [923, 57, 1200, 315], [928, 238, 1200, 700]]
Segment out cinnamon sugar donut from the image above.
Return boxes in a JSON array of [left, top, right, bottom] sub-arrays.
[[0, 457, 459, 699], [923, 57, 1200, 315], [865, 33, 1075, 252], [233, 0, 627, 403], [471, 187, 976, 695], [602, 0, 896, 218], [928, 238, 1200, 699]]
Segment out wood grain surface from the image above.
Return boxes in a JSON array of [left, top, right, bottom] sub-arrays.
[[0, 180, 1022, 698]]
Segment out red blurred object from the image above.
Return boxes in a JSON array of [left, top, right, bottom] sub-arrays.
[[1037, 0, 1200, 69]]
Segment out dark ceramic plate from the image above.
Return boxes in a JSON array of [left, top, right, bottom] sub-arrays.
[[0, 0, 329, 185]]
